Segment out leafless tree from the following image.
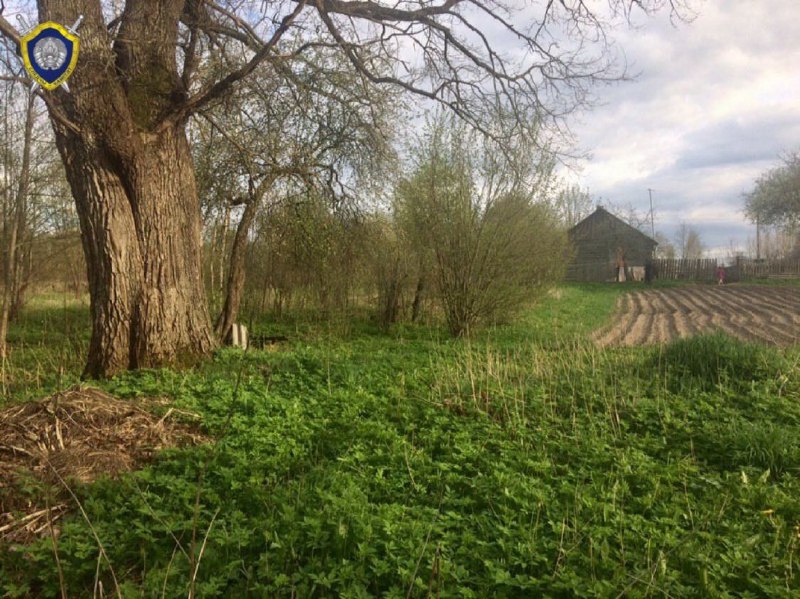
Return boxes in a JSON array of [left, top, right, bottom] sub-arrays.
[[192, 51, 395, 340], [553, 184, 593, 228], [0, 85, 35, 358], [675, 221, 704, 259], [653, 231, 675, 259]]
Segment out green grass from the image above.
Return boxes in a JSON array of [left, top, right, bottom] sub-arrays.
[[2, 285, 800, 597], [0, 293, 89, 402]]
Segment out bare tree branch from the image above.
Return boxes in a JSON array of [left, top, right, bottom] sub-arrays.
[[0, 14, 20, 46], [168, 0, 308, 124]]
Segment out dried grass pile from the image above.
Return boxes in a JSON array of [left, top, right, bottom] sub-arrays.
[[0, 386, 207, 543]]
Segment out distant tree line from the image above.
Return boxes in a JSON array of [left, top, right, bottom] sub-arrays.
[[213, 113, 569, 337], [0, 70, 85, 359]]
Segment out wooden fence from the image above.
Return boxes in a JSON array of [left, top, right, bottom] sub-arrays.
[[734, 257, 800, 280], [650, 258, 718, 282], [567, 255, 800, 283]]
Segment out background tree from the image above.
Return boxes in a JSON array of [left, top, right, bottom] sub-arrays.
[[370, 214, 414, 328], [2, 93, 74, 312], [553, 184, 593, 228], [674, 221, 704, 259], [745, 151, 800, 258], [0, 86, 34, 358], [0, 0, 690, 377], [0, 63, 80, 360], [745, 151, 800, 228], [653, 232, 676, 259], [191, 51, 395, 340], [746, 226, 797, 261], [602, 200, 653, 234], [244, 194, 373, 319]]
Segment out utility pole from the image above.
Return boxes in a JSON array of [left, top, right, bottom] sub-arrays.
[[756, 213, 761, 260], [647, 188, 655, 238]]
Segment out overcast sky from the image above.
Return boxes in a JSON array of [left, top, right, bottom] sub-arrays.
[[562, 0, 800, 257]]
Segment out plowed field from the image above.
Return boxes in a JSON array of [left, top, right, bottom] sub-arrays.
[[594, 285, 800, 347]]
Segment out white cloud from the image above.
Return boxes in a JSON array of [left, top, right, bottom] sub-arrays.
[[563, 0, 800, 251]]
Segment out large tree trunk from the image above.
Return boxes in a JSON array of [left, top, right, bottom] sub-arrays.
[[33, 0, 216, 377], [52, 122, 215, 377]]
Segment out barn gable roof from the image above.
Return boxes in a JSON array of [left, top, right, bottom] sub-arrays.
[[569, 206, 658, 247]]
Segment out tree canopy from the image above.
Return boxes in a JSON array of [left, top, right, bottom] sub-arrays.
[[394, 116, 565, 336], [745, 151, 800, 228], [0, 0, 692, 152]]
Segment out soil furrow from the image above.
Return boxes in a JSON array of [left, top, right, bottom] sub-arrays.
[[735, 287, 800, 329], [594, 294, 634, 347], [708, 288, 796, 346], [591, 286, 799, 348], [654, 313, 673, 345], [659, 290, 694, 338], [736, 286, 797, 313], [642, 290, 667, 315], [620, 292, 649, 345], [699, 288, 782, 345], [672, 288, 715, 332], [623, 313, 655, 346]]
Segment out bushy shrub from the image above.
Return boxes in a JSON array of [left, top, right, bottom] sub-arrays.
[[393, 116, 567, 336]]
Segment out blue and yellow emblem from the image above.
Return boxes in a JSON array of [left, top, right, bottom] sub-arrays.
[[20, 21, 80, 91]]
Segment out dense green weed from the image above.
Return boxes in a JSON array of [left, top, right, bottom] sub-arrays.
[[2, 285, 799, 597], [652, 332, 790, 393]]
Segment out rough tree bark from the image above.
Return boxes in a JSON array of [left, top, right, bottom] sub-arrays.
[[28, 1, 215, 377], [52, 121, 215, 377]]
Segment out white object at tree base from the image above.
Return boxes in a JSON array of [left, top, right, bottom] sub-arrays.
[[229, 324, 248, 350]]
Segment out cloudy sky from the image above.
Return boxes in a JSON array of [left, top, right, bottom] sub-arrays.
[[562, 0, 800, 257]]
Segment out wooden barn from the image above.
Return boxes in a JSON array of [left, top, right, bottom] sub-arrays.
[[566, 207, 658, 282]]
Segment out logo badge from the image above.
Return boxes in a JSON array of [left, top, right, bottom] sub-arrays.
[[20, 22, 79, 91]]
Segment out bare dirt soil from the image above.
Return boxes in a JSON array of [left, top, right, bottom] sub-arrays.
[[594, 285, 800, 348]]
